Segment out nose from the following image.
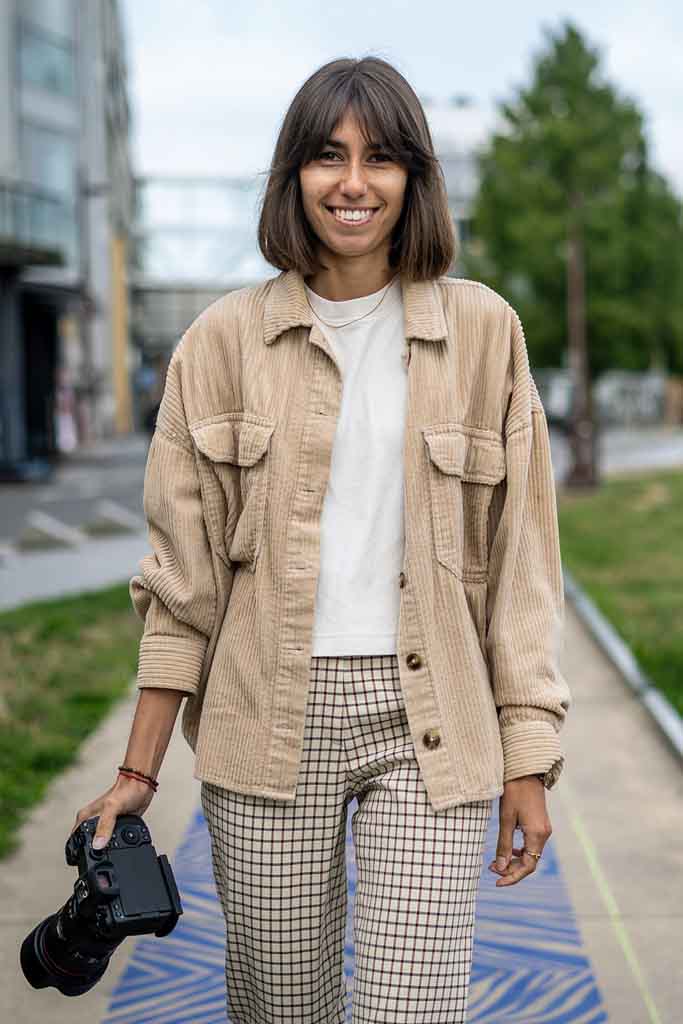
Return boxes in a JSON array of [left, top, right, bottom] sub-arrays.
[[339, 160, 369, 198]]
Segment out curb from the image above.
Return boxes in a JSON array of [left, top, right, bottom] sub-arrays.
[[563, 564, 683, 761]]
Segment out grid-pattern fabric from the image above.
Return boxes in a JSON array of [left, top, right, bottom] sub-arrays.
[[201, 653, 493, 1023]]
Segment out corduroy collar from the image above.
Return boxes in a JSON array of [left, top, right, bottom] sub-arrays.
[[263, 268, 448, 345]]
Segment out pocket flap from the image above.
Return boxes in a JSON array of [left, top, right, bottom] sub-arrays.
[[190, 417, 275, 466], [423, 427, 505, 484]]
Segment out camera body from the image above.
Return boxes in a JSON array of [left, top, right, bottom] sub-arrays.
[[20, 813, 183, 997], [64, 813, 182, 941]]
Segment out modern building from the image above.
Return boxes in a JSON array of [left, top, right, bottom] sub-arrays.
[[0, 0, 134, 478]]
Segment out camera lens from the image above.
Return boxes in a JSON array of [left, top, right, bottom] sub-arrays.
[[122, 827, 139, 845]]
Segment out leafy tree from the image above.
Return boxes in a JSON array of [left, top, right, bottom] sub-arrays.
[[462, 19, 683, 486]]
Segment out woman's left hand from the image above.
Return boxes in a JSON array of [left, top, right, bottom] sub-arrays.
[[488, 775, 552, 887]]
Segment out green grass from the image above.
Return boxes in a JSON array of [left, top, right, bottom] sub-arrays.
[[557, 468, 683, 717], [0, 584, 142, 861]]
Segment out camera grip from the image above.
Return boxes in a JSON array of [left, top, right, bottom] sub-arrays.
[[154, 853, 183, 937]]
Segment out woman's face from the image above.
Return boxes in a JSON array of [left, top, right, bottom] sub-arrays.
[[299, 110, 408, 265]]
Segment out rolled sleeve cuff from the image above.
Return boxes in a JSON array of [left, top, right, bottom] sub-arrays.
[[136, 634, 208, 697], [500, 719, 565, 789]]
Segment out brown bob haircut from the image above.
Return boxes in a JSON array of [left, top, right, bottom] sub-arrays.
[[257, 56, 457, 281]]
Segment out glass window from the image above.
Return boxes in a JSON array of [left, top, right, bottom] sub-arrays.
[[28, 191, 79, 269], [19, 22, 76, 98], [20, 121, 77, 200], [21, 0, 75, 40]]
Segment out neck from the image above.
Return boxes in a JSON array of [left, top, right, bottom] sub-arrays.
[[305, 250, 396, 301]]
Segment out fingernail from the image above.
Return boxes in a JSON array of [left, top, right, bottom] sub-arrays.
[[496, 857, 506, 869], [93, 836, 107, 850]]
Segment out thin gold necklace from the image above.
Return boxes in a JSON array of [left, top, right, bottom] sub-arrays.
[[304, 273, 399, 329]]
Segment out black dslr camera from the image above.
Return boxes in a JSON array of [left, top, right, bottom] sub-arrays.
[[20, 813, 183, 997]]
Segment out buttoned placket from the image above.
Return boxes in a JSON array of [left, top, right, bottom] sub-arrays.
[[264, 320, 346, 790], [397, 572, 441, 751], [263, 316, 446, 792], [256, 272, 456, 801]]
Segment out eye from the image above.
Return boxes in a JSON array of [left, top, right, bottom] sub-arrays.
[[316, 150, 393, 163]]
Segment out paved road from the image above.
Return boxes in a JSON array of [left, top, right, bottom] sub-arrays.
[[0, 436, 149, 548]]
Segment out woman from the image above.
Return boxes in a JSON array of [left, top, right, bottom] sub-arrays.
[[71, 56, 570, 1023]]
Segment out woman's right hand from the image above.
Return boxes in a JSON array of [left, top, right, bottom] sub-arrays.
[[70, 774, 156, 850]]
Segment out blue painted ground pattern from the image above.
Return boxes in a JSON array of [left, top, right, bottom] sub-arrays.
[[101, 800, 608, 1023]]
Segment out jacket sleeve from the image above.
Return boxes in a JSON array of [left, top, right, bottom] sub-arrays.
[[485, 307, 572, 789], [129, 345, 217, 697]]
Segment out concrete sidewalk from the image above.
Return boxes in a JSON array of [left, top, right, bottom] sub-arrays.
[[550, 602, 681, 1023]]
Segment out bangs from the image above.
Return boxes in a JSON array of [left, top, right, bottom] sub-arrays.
[[292, 77, 421, 173]]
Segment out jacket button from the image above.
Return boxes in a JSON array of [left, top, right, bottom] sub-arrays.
[[422, 728, 441, 750], [406, 652, 421, 669], [398, 572, 406, 588]]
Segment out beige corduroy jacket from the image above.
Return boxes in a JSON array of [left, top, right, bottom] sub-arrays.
[[129, 268, 571, 811]]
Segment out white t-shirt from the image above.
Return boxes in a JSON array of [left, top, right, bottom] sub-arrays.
[[303, 274, 407, 656]]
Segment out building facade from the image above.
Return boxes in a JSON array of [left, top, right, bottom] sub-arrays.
[[0, 0, 134, 475]]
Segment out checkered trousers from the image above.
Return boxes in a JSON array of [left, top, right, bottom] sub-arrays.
[[200, 653, 493, 1023]]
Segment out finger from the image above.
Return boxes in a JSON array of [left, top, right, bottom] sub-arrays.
[[496, 849, 541, 886], [489, 843, 526, 871], [520, 831, 549, 865], [496, 867, 534, 885], [92, 806, 117, 850], [496, 870, 532, 886], [494, 814, 516, 871], [510, 846, 525, 860], [493, 823, 516, 864], [70, 809, 91, 837]]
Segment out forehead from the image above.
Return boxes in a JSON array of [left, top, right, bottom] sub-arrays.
[[326, 109, 381, 146]]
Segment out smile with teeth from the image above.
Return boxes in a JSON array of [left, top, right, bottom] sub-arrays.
[[326, 206, 379, 225]]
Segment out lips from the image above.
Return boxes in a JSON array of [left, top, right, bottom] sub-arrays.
[[324, 205, 380, 210], [324, 205, 380, 226]]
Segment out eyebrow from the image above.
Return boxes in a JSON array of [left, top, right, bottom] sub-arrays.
[[324, 137, 382, 150]]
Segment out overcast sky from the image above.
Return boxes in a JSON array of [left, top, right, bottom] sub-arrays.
[[120, 0, 683, 197]]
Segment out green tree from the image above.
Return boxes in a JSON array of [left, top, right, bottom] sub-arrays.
[[462, 19, 683, 486]]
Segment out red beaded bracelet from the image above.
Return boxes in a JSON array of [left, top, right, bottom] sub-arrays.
[[117, 765, 159, 792], [118, 769, 158, 792]]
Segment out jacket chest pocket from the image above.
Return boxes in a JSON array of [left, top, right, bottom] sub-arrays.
[[422, 425, 506, 582], [189, 414, 275, 572]]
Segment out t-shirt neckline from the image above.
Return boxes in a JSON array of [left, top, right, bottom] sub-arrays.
[[304, 274, 402, 325]]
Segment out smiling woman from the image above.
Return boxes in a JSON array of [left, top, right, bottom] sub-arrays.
[[111, 52, 569, 1024], [209, 57, 492, 1024]]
